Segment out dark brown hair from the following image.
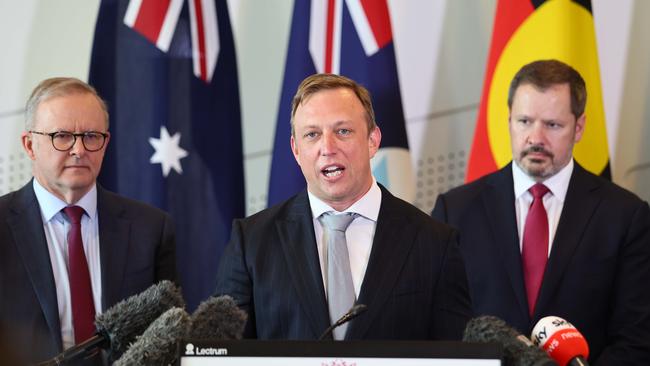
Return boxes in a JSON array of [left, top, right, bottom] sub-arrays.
[[508, 59, 586, 119]]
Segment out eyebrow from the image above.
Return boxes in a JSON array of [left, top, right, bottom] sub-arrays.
[[511, 114, 565, 125], [300, 120, 352, 130]]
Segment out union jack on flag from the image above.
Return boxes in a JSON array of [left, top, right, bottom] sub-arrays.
[[123, 0, 220, 82], [309, 0, 393, 73]]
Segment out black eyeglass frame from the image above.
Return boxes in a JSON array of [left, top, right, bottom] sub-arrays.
[[29, 130, 109, 152]]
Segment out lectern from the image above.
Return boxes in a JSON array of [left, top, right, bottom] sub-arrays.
[[178, 340, 502, 365]]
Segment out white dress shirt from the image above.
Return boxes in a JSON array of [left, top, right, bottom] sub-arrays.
[[33, 179, 103, 349], [512, 159, 574, 256], [308, 179, 382, 298]]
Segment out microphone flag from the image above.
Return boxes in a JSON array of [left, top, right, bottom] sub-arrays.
[[466, 0, 610, 182], [268, 0, 415, 206], [88, 0, 245, 310]]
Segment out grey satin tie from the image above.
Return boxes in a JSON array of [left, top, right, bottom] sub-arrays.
[[319, 212, 358, 340]]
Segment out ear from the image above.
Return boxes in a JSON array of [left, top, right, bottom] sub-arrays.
[[103, 132, 111, 151], [21, 131, 37, 161], [574, 113, 586, 143], [368, 126, 382, 158], [290, 134, 300, 165]]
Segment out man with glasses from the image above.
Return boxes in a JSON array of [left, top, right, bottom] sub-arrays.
[[0, 77, 177, 364]]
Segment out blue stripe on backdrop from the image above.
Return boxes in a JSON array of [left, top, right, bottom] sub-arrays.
[[267, 0, 314, 207]]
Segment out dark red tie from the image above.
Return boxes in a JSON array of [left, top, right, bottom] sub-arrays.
[[63, 206, 96, 344], [522, 183, 550, 316]]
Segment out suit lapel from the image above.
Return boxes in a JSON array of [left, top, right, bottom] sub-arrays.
[[275, 192, 330, 338], [6, 182, 63, 351], [534, 164, 601, 317], [482, 165, 530, 320], [346, 187, 417, 339], [97, 187, 131, 310]]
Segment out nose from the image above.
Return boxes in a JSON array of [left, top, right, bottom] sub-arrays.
[[526, 122, 545, 146], [69, 135, 86, 157], [320, 131, 337, 156]]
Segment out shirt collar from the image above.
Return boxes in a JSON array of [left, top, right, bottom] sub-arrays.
[[32, 178, 98, 223], [512, 158, 573, 202], [308, 178, 382, 222]]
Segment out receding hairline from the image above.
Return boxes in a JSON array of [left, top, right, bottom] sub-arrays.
[[25, 77, 109, 130], [294, 86, 359, 112], [290, 74, 377, 137], [507, 59, 586, 119], [510, 80, 571, 101], [293, 87, 374, 133]]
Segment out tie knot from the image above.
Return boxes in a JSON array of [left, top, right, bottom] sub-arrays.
[[63, 206, 85, 224], [319, 212, 358, 232], [529, 183, 550, 199]]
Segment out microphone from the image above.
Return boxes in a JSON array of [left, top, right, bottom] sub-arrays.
[[114, 295, 247, 365], [188, 295, 248, 340], [113, 307, 191, 366], [318, 304, 367, 340], [463, 315, 557, 366], [37, 280, 184, 365], [531, 316, 589, 366]]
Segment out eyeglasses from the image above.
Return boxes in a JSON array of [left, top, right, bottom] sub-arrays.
[[29, 131, 108, 152]]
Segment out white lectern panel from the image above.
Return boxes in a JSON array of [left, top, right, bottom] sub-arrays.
[[178, 340, 502, 366]]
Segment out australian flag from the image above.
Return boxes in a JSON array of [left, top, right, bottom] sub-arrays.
[[268, 0, 415, 206], [89, 0, 244, 310]]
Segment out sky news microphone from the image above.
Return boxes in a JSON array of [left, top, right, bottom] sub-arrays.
[[113, 307, 191, 366], [188, 295, 248, 340], [36, 280, 184, 365], [531, 316, 590, 366], [463, 315, 557, 366], [318, 304, 367, 340]]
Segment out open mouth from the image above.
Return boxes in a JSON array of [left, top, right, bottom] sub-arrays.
[[322, 165, 344, 178]]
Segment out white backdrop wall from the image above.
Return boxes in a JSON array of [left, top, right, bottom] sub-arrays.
[[1, 0, 648, 215]]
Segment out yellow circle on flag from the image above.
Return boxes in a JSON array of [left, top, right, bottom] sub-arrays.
[[487, 0, 608, 174]]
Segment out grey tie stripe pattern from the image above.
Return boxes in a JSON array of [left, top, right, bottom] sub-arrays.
[[319, 212, 358, 340]]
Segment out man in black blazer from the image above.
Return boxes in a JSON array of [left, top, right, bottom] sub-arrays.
[[432, 60, 650, 364], [0, 77, 176, 364], [216, 74, 471, 341]]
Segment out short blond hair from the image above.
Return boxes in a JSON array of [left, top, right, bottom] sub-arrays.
[[291, 73, 376, 136]]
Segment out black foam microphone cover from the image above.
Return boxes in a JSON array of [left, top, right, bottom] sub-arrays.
[[96, 280, 185, 359], [113, 307, 191, 366], [463, 315, 557, 366], [188, 295, 247, 340]]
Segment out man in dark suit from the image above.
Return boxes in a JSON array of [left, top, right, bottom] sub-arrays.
[[432, 60, 650, 364], [216, 74, 471, 341], [0, 77, 177, 364]]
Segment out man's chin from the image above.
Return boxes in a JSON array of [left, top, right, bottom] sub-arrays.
[[519, 159, 553, 179], [522, 163, 552, 180], [319, 188, 348, 202], [59, 178, 96, 192], [314, 185, 355, 204]]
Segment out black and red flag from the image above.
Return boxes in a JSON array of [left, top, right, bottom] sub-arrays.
[[467, 0, 609, 182]]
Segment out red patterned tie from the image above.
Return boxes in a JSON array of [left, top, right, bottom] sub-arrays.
[[522, 183, 550, 316], [63, 206, 96, 344]]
